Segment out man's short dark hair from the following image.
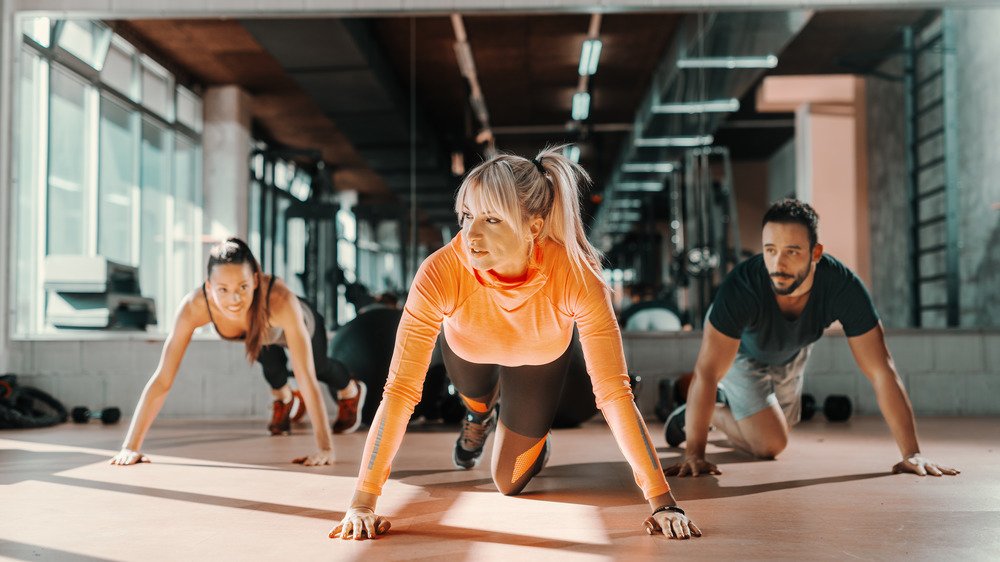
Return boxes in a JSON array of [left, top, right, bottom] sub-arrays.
[[762, 199, 819, 248]]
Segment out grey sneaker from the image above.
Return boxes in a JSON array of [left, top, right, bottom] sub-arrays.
[[453, 408, 496, 469]]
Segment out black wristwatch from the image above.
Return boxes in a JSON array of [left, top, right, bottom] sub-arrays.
[[651, 505, 686, 517]]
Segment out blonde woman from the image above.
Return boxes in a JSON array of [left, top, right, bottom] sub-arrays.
[[331, 149, 701, 541]]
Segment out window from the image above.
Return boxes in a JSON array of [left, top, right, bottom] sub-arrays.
[[15, 20, 205, 336], [140, 119, 170, 308], [47, 66, 90, 256], [98, 96, 138, 264], [14, 48, 47, 335], [101, 38, 137, 100], [55, 20, 111, 70], [176, 87, 202, 132], [171, 137, 201, 315], [140, 56, 172, 120], [22, 16, 51, 47]]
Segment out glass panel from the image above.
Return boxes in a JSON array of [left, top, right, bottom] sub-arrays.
[[172, 136, 199, 317], [47, 66, 89, 255], [176, 86, 202, 132], [249, 179, 262, 258], [57, 20, 109, 70], [140, 119, 169, 317], [98, 95, 137, 264], [15, 49, 46, 335], [141, 65, 171, 119], [21, 16, 51, 47], [286, 217, 306, 296], [101, 40, 135, 99], [274, 196, 290, 280]]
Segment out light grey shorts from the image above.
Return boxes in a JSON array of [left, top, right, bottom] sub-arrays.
[[721, 346, 811, 425]]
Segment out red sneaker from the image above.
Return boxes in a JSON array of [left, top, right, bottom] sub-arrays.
[[268, 398, 293, 436], [290, 390, 307, 423], [333, 380, 367, 434]]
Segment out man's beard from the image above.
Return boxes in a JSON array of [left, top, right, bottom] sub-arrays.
[[770, 260, 812, 296]]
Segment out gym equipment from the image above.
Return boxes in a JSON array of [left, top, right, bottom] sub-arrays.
[[44, 256, 156, 330], [654, 378, 674, 422], [801, 394, 852, 422], [672, 372, 695, 406], [330, 307, 446, 426], [0, 374, 68, 429], [71, 406, 121, 425], [668, 146, 742, 329], [655, 372, 727, 421], [551, 330, 642, 429]]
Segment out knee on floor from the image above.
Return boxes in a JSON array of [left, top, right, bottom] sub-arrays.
[[492, 473, 528, 496], [750, 436, 788, 460]]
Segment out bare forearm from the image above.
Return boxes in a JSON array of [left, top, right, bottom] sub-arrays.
[[122, 378, 170, 451], [298, 378, 334, 451], [683, 372, 718, 458], [648, 491, 680, 511], [873, 371, 920, 456]]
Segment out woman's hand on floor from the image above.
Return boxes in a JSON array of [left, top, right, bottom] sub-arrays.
[[109, 448, 149, 466], [292, 448, 332, 466], [644, 509, 702, 540], [330, 507, 391, 540], [892, 454, 960, 476]]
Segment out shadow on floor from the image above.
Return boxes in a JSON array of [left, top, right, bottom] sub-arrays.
[[0, 540, 118, 562], [41, 473, 346, 521]]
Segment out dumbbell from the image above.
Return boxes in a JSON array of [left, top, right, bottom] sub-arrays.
[[71, 406, 121, 425], [801, 394, 852, 422]]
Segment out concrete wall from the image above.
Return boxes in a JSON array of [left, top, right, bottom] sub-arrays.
[[865, 55, 910, 328], [865, 9, 1000, 328], [952, 8, 1000, 327], [10, 329, 1000, 420]]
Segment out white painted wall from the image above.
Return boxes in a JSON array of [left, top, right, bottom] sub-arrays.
[[9, 329, 1000, 420]]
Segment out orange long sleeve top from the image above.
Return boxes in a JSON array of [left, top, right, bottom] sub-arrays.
[[356, 233, 670, 500]]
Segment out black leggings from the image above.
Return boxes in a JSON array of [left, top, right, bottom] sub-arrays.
[[257, 304, 351, 393], [440, 335, 572, 494]]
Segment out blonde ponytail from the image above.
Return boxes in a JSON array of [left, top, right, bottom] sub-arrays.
[[454, 145, 606, 285]]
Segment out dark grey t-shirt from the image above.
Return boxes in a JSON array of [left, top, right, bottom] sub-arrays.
[[708, 254, 880, 366]]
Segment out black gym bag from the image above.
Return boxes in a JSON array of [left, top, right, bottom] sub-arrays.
[[0, 374, 68, 429]]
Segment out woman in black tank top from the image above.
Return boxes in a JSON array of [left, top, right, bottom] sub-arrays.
[[109, 237, 364, 468]]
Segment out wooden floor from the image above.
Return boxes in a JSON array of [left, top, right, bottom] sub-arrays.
[[1, 415, 998, 561]]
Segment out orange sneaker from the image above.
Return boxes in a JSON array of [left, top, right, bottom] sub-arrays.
[[332, 380, 367, 434]]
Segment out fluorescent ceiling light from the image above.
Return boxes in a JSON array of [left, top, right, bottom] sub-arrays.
[[653, 99, 740, 114], [572, 92, 591, 121], [617, 182, 664, 192], [564, 145, 581, 163], [623, 162, 675, 173], [677, 55, 778, 69], [578, 39, 602, 76], [635, 135, 713, 148]]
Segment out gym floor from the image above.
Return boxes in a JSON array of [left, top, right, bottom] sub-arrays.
[[1, 416, 997, 561]]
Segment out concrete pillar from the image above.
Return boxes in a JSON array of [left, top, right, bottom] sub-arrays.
[[757, 75, 871, 286], [202, 85, 252, 246]]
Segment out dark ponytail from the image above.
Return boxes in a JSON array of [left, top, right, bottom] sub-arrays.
[[207, 238, 268, 362]]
